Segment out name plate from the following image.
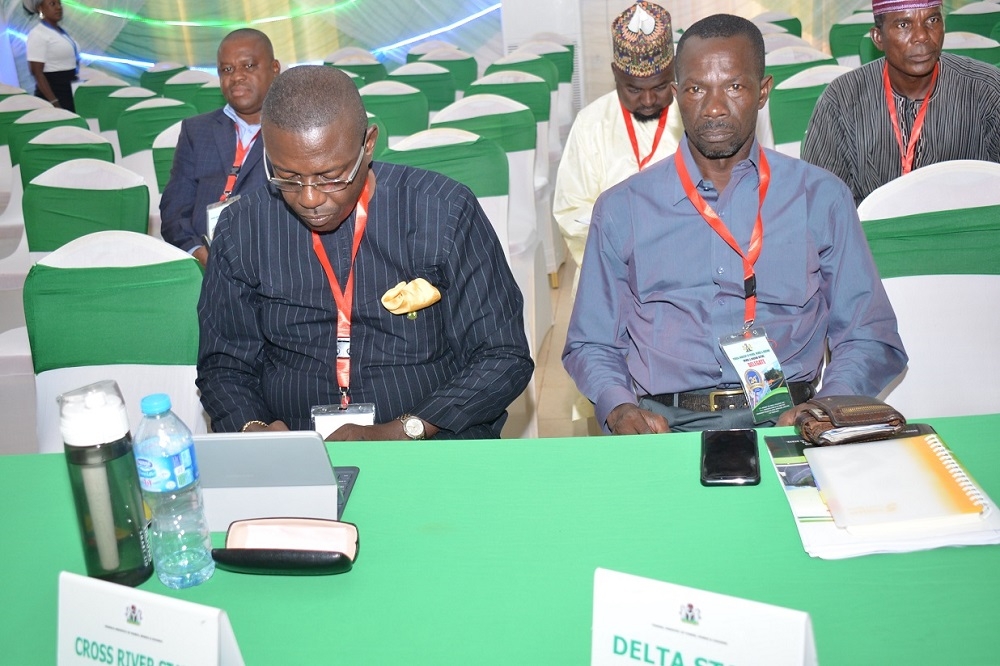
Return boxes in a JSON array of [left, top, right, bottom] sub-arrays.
[[57, 571, 244, 666], [592, 568, 817, 666]]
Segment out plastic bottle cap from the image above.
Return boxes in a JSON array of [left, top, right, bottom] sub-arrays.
[[58, 380, 130, 447], [140, 393, 172, 416]]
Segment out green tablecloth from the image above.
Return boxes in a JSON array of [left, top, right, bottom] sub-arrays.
[[2, 416, 999, 664]]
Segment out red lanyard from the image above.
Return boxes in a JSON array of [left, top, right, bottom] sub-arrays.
[[220, 127, 260, 201], [674, 148, 771, 328], [620, 102, 668, 170], [882, 62, 938, 176], [310, 179, 371, 407]]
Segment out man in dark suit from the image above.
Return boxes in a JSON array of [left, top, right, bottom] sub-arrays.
[[160, 28, 280, 266], [197, 65, 533, 440]]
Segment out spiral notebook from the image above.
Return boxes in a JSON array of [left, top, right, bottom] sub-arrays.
[[804, 434, 990, 536]]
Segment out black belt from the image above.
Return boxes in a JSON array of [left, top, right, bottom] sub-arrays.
[[644, 381, 816, 413]]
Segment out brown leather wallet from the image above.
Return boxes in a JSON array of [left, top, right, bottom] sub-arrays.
[[794, 395, 906, 446]]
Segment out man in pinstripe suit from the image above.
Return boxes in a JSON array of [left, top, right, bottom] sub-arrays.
[[196, 66, 533, 440], [161, 29, 280, 266]]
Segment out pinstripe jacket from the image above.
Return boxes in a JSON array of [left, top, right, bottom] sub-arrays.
[[160, 108, 267, 252], [196, 162, 534, 437]]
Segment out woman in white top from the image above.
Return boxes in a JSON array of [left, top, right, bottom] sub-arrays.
[[25, 0, 79, 111]]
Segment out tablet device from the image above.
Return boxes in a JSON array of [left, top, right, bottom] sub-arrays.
[[194, 431, 356, 532]]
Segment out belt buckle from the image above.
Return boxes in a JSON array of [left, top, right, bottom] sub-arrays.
[[707, 388, 744, 412]]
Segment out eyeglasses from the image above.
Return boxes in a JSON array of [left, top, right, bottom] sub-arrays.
[[264, 139, 367, 194]]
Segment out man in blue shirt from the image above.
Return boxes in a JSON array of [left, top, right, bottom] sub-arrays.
[[563, 14, 907, 434]]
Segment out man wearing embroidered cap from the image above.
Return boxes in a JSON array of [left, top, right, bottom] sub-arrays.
[[553, 1, 683, 288], [802, 0, 1000, 205]]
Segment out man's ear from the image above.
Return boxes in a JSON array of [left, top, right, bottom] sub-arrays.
[[871, 26, 885, 53]]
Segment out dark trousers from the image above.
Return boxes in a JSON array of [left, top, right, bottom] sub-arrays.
[[34, 69, 76, 112]]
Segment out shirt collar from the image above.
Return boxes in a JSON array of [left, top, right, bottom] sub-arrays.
[[223, 104, 262, 142], [669, 137, 763, 205]]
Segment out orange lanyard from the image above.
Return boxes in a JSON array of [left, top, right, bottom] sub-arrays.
[[310, 179, 371, 406], [674, 148, 771, 328], [620, 102, 668, 170], [882, 62, 938, 176], [220, 127, 260, 201]]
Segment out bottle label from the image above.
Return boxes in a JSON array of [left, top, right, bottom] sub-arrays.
[[135, 443, 199, 493]]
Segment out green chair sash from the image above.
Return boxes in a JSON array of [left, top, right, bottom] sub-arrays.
[[944, 44, 1000, 64], [772, 17, 803, 37], [486, 58, 559, 91], [432, 108, 536, 153], [161, 82, 204, 106], [769, 83, 829, 145], [381, 137, 508, 198], [139, 66, 187, 95], [73, 84, 127, 121], [766, 58, 837, 87], [24, 259, 202, 373], [117, 103, 197, 157], [152, 146, 175, 193], [537, 50, 573, 84], [864, 204, 1000, 278], [98, 92, 155, 132], [829, 21, 874, 59], [0, 107, 43, 146], [20, 141, 114, 188], [420, 56, 477, 91], [360, 91, 429, 137], [22, 184, 150, 253], [860, 37, 882, 65], [947, 11, 1000, 38], [332, 62, 387, 84], [193, 85, 226, 114], [467, 80, 550, 122], [389, 71, 455, 112], [9, 116, 89, 165]]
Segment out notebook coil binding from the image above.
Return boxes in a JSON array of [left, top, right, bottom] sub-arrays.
[[928, 434, 988, 510]]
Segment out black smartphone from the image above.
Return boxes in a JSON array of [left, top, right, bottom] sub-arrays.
[[700, 429, 760, 486]]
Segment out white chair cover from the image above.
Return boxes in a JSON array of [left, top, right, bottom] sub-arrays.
[[153, 121, 183, 150], [0, 95, 51, 203], [327, 47, 377, 63], [0, 325, 34, 453], [407, 40, 456, 58], [770, 64, 852, 157], [101, 87, 157, 159], [766, 46, 834, 66], [164, 70, 216, 85], [491, 52, 563, 160], [879, 274, 1000, 417], [755, 22, 789, 35], [857, 160, 1000, 219], [514, 40, 575, 140], [763, 33, 813, 53]]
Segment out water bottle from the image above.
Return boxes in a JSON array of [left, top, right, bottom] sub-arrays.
[[58, 380, 153, 587], [133, 393, 215, 589]]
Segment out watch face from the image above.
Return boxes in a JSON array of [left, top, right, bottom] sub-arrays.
[[403, 417, 424, 439]]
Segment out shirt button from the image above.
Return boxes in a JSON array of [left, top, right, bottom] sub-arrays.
[[717, 266, 724, 274], [718, 299, 725, 306]]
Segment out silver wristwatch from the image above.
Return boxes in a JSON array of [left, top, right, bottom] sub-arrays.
[[399, 414, 426, 440]]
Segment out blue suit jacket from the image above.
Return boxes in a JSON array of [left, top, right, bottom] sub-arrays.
[[159, 108, 266, 252]]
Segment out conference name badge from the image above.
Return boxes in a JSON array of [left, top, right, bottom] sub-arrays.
[[381, 278, 441, 320], [205, 194, 241, 242], [719, 327, 794, 423]]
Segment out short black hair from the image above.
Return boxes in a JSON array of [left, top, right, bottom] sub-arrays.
[[218, 28, 275, 61], [675, 14, 766, 81], [261, 65, 368, 140]]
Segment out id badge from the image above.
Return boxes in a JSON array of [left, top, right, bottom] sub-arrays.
[[205, 194, 240, 242], [311, 403, 375, 439], [719, 327, 794, 424]]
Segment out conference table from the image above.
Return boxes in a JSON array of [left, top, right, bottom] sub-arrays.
[[3, 415, 1000, 664]]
